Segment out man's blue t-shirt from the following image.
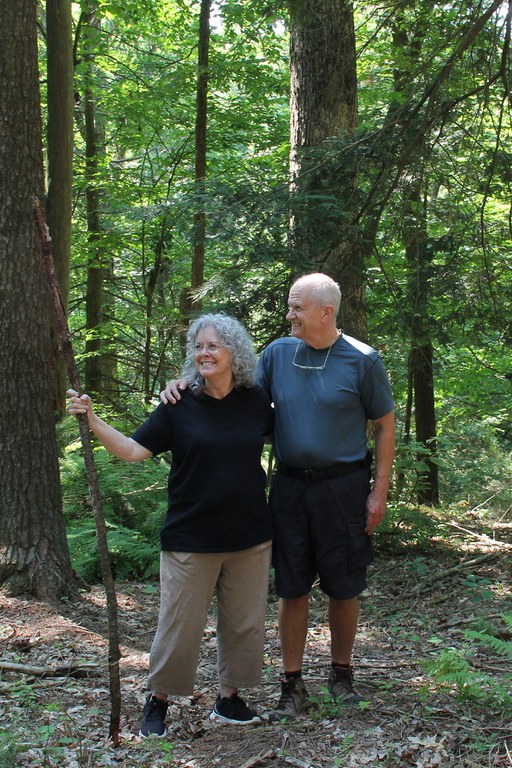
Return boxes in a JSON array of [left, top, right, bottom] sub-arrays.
[[257, 334, 394, 469]]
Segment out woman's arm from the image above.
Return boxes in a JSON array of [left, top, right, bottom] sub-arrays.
[[67, 390, 152, 462]]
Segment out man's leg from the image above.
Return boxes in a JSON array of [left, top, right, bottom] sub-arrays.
[[328, 595, 363, 703], [279, 594, 310, 672], [328, 596, 358, 665], [269, 594, 311, 721], [269, 472, 315, 720]]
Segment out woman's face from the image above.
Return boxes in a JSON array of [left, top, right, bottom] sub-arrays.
[[193, 327, 233, 385]]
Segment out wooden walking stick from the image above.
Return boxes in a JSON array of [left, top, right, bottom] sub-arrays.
[[33, 197, 122, 746]]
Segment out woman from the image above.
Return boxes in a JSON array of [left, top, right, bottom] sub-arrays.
[[68, 314, 273, 737]]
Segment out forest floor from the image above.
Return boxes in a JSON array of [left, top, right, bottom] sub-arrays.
[[1, 519, 511, 768]]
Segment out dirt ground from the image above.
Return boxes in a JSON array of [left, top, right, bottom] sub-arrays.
[[1, 530, 511, 768]]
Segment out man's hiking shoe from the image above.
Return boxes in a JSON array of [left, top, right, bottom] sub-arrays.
[[328, 665, 364, 704], [139, 695, 168, 737], [269, 676, 312, 722], [210, 693, 261, 724]]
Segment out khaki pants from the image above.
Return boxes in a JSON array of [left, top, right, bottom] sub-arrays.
[[147, 541, 272, 697]]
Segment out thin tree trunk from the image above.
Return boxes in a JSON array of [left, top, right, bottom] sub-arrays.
[[191, 0, 211, 313], [33, 199, 122, 745], [404, 183, 439, 505], [45, 0, 74, 419], [80, 8, 117, 397], [391, 13, 439, 505]]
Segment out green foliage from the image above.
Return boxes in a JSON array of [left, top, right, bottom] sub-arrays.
[[140, 737, 175, 762], [421, 615, 512, 712], [67, 519, 160, 581], [465, 614, 512, 661], [437, 418, 512, 510], [307, 688, 369, 721], [0, 727, 21, 767], [49, 0, 512, 577], [373, 503, 440, 552], [61, 425, 167, 581]]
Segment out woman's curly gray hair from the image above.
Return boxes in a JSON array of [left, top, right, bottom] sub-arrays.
[[181, 313, 258, 393]]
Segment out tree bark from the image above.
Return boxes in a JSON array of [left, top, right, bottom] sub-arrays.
[[191, 0, 211, 313], [45, 0, 74, 418], [33, 198, 122, 745], [80, 8, 117, 398], [289, 0, 366, 338], [404, 182, 439, 505], [0, 0, 74, 600], [392, 12, 439, 505]]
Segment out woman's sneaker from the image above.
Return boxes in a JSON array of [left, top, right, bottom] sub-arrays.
[[139, 695, 169, 737], [210, 693, 261, 724]]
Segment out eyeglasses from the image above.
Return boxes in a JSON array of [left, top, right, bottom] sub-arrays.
[[194, 343, 224, 353], [292, 340, 336, 370]]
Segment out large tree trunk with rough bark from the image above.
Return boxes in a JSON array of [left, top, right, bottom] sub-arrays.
[[0, 0, 74, 599], [289, 0, 366, 338]]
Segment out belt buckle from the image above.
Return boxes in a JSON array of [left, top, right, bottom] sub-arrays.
[[303, 468, 321, 482]]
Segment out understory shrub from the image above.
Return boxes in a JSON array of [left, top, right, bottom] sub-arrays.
[[61, 436, 168, 581]]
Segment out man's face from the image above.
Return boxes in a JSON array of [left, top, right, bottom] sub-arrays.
[[286, 283, 324, 344]]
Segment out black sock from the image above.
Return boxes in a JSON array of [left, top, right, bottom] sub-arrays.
[[284, 670, 302, 679]]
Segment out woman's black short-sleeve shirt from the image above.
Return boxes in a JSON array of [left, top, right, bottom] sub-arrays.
[[131, 386, 273, 553]]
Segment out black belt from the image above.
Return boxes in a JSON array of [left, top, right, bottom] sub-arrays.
[[276, 459, 367, 483]]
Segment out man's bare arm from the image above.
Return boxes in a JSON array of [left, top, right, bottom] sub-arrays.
[[365, 409, 395, 534]]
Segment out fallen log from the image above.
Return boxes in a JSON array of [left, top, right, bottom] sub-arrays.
[[0, 660, 100, 678]]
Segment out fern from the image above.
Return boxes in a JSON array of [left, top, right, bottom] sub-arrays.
[[68, 519, 159, 582], [465, 628, 512, 660], [422, 616, 512, 712], [464, 613, 512, 661], [62, 439, 167, 581]]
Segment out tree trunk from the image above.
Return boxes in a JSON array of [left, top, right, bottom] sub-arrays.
[[391, 13, 439, 505], [404, 183, 439, 505], [45, 0, 74, 418], [81, 9, 117, 398], [0, 0, 74, 599], [411, 340, 439, 504], [191, 0, 211, 313], [289, 0, 366, 338]]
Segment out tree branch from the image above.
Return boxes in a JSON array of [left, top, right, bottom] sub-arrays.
[[32, 197, 122, 747]]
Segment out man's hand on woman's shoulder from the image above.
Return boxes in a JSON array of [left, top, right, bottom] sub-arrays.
[[160, 379, 189, 404]]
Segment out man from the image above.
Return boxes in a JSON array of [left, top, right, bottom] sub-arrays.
[[257, 273, 394, 720], [162, 273, 395, 720]]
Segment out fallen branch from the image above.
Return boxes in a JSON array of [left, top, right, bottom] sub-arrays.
[[437, 612, 504, 629], [0, 660, 100, 678], [33, 197, 121, 746], [411, 553, 497, 595], [283, 757, 318, 768], [238, 747, 277, 768], [446, 521, 512, 549]]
